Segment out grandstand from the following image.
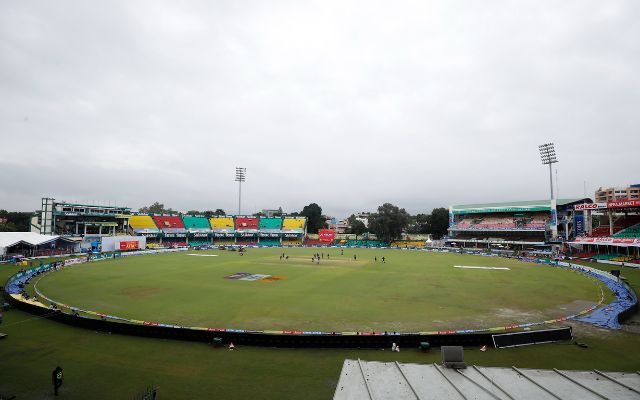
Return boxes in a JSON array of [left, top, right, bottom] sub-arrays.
[[235, 217, 259, 245], [282, 217, 306, 231], [281, 217, 306, 245], [258, 217, 282, 230], [182, 216, 212, 246], [390, 240, 425, 249], [447, 199, 587, 250], [590, 215, 640, 237], [570, 199, 640, 263], [210, 216, 235, 245], [258, 217, 282, 246], [151, 216, 187, 247], [129, 215, 161, 247]]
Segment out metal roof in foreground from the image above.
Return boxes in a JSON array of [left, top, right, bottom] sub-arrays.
[[334, 359, 640, 400]]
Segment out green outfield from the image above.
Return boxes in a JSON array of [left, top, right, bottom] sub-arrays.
[[35, 248, 604, 332], [1, 251, 639, 399]]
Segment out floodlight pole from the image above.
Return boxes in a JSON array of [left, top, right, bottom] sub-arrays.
[[539, 143, 559, 240], [548, 162, 554, 200], [235, 167, 246, 215]]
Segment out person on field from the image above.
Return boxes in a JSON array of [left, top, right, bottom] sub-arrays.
[[375, 257, 377, 262], [52, 366, 63, 396], [382, 256, 386, 263], [354, 254, 357, 261]]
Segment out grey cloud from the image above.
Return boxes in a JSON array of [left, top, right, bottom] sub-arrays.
[[1, 1, 639, 217]]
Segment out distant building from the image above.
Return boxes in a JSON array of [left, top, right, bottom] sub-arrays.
[[595, 184, 640, 202], [327, 217, 349, 234], [354, 212, 371, 227], [261, 208, 283, 218]]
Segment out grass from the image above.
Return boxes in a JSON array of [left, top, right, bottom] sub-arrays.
[[1, 249, 639, 399], [35, 248, 601, 332]]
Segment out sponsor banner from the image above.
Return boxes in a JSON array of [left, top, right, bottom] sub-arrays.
[[163, 233, 187, 238], [318, 229, 337, 243], [189, 232, 210, 238], [550, 199, 557, 227], [574, 203, 607, 210], [213, 232, 234, 238], [608, 199, 640, 209], [236, 231, 258, 238], [573, 237, 640, 246], [119, 240, 139, 250], [574, 214, 585, 236], [141, 232, 160, 238], [259, 232, 280, 238]]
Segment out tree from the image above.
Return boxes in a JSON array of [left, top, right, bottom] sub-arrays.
[[346, 214, 368, 239], [406, 213, 430, 234], [138, 202, 174, 214], [367, 203, 410, 243], [299, 203, 327, 233], [213, 209, 226, 216], [426, 207, 449, 239], [0, 210, 31, 232]]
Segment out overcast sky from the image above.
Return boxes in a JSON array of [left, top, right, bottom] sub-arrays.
[[1, 1, 638, 218]]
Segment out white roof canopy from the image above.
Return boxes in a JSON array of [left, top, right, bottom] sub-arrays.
[[0, 232, 65, 255]]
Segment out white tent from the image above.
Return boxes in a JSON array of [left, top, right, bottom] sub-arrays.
[[0, 232, 72, 256]]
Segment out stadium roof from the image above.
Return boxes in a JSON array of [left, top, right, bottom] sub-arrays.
[[451, 198, 589, 214], [334, 359, 640, 400]]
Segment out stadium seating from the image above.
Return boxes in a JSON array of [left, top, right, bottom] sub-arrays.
[[164, 241, 187, 248], [259, 239, 281, 246], [282, 218, 305, 230], [213, 239, 235, 245], [391, 241, 425, 248], [182, 216, 211, 230], [188, 239, 211, 247], [152, 216, 185, 230], [235, 239, 258, 246], [304, 238, 324, 246], [572, 252, 597, 259], [210, 217, 235, 230], [259, 218, 282, 230], [452, 213, 548, 231], [235, 217, 258, 230], [282, 239, 302, 246], [590, 215, 640, 237], [344, 240, 387, 247], [613, 222, 640, 238], [129, 216, 159, 230]]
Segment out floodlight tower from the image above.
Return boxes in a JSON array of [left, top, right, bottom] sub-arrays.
[[235, 167, 246, 215], [539, 143, 558, 200], [539, 143, 559, 239]]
